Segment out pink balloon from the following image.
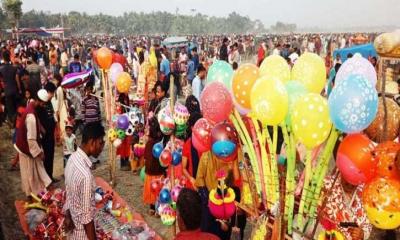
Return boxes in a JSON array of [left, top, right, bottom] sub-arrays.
[[200, 82, 233, 123], [336, 153, 367, 185], [110, 63, 124, 83], [192, 134, 209, 153]]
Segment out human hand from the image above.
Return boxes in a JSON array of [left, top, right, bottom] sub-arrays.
[[349, 227, 364, 240]]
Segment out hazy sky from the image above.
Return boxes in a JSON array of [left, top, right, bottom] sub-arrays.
[[22, 0, 400, 28]]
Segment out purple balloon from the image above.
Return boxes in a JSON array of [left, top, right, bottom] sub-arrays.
[[117, 114, 130, 130]]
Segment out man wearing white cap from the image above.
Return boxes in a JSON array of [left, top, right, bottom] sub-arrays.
[[15, 89, 52, 199]]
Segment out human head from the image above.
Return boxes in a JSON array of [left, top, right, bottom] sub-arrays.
[[74, 53, 79, 61], [185, 95, 201, 114], [155, 82, 167, 100], [176, 188, 202, 231], [81, 122, 105, 158], [85, 81, 94, 95], [44, 82, 57, 100], [197, 64, 206, 80], [36, 89, 49, 108], [65, 125, 73, 137], [232, 62, 238, 71], [347, 53, 353, 59]]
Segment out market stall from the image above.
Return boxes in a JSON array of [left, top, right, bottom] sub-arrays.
[[15, 177, 161, 239]]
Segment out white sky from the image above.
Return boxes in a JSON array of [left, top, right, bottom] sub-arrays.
[[22, 0, 400, 28]]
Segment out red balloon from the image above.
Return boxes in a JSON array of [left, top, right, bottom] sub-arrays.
[[200, 82, 233, 123], [160, 149, 172, 167], [336, 133, 377, 185], [113, 53, 127, 69], [192, 118, 213, 153], [150, 180, 162, 194], [374, 141, 400, 179]]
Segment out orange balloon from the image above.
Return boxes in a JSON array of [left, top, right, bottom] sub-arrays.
[[336, 133, 377, 185], [373, 141, 400, 179], [116, 72, 132, 93], [97, 47, 113, 69], [363, 177, 400, 212], [232, 63, 259, 109]]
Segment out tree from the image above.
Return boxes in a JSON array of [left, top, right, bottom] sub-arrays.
[[2, 0, 22, 31]]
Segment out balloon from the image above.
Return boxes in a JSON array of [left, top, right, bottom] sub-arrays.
[[116, 129, 126, 139], [117, 114, 130, 130], [152, 142, 164, 159], [96, 47, 113, 69], [336, 134, 377, 185], [158, 107, 175, 135], [112, 53, 127, 68], [159, 188, 171, 204], [173, 103, 190, 125], [366, 98, 400, 143], [116, 72, 132, 93], [109, 63, 123, 83], [251, 76, 288, 125], [171, 186, 182, 202], [211, 122, 238, 159], [160, 205, 176, 226], [219, 149, 238, 163], [140, 167, 145, 182], [172, 151, 182, 166], [175, 124, 187, 138], [328, 74, 378, 133], [374, 141, 400, 179], [206, 60, 234, 90], [108, 129, 117, 142], [125, 125, 134, 136], [259, 55, 291, 83], [232, 63, 259, 109], [363, 177, 400, 229], [159, 149, 172, 167], [291, 52, 326, 93], [150, 180, 162, 194], [284, 80, 308, 125], [336, 53, 377, 86], [291, 93, 332, 149], [201, 82, 233, 123], [113, 138, 122, 148]]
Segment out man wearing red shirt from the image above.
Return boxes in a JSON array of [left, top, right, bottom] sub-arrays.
[[175, 188, 220, 240]]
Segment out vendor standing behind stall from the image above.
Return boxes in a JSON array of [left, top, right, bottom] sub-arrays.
[[64, 122, 105, 240]]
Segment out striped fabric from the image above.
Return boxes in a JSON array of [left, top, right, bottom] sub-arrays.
[[82, 96, 101, 124], [64, 148, 95, 240]]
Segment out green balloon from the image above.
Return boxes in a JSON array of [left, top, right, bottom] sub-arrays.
[[285, 80, 308, 125], [116, 129, 126, 139], [206, 60, 234, 91], [140, 167, 146, 182]]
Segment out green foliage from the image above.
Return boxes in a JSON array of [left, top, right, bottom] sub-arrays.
[[270, 21, 297, 33], [18, 10, 266, 35], [2, 0, 22, 26]]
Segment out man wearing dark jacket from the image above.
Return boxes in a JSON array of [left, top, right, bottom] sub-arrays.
[[219, 38, 229, 62]]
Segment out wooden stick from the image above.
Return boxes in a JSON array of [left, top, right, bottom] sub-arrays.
[[169, 74, 176, 236]]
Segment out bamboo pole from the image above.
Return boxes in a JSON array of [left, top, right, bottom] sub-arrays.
[[169, 74, 176, 236]]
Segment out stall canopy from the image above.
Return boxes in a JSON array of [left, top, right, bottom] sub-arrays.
[[161, 36, 188, 49], [333, 43, 377, 62]]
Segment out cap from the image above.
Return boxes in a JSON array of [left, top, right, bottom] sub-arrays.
[[37, 89, 49, 102]]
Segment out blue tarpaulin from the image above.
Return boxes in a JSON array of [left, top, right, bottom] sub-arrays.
[[333, 43, 377, 62]]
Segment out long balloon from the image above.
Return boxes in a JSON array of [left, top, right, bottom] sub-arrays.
[[61, 68, 93, 89]]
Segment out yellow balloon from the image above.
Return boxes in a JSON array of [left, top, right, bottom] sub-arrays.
[[250, 76, 288, 126], [364, 205, 400, 229], [291, 93, 332, 149], [259, 55, 291, 83], [116, 72, 132, 93], [317, 230, 345, 240], [291, 52, 326, 93]]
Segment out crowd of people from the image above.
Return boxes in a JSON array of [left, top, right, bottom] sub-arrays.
[[0, 31, 395, 240]]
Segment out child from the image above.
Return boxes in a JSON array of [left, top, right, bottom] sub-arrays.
[[63, 122, 77, 167]]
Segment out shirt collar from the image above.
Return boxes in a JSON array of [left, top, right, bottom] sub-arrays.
[[76, 147, 93, 168]]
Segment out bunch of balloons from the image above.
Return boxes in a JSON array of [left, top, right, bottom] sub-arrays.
[[107, 108, 144, 147], [153, 176, 188, 225], [157, 138, 184, 167]]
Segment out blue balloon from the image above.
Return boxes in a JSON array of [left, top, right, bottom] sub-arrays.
[[172, 151, 182, 166], [159, 188, 171, 204], [212, 140, 236, 158], [152, 142, 164, 159], [328, 74, 378, 133]]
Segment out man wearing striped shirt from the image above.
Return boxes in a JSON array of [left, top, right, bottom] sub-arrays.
[[64, 122, 105, 240], [82, 82, 101, 125]]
